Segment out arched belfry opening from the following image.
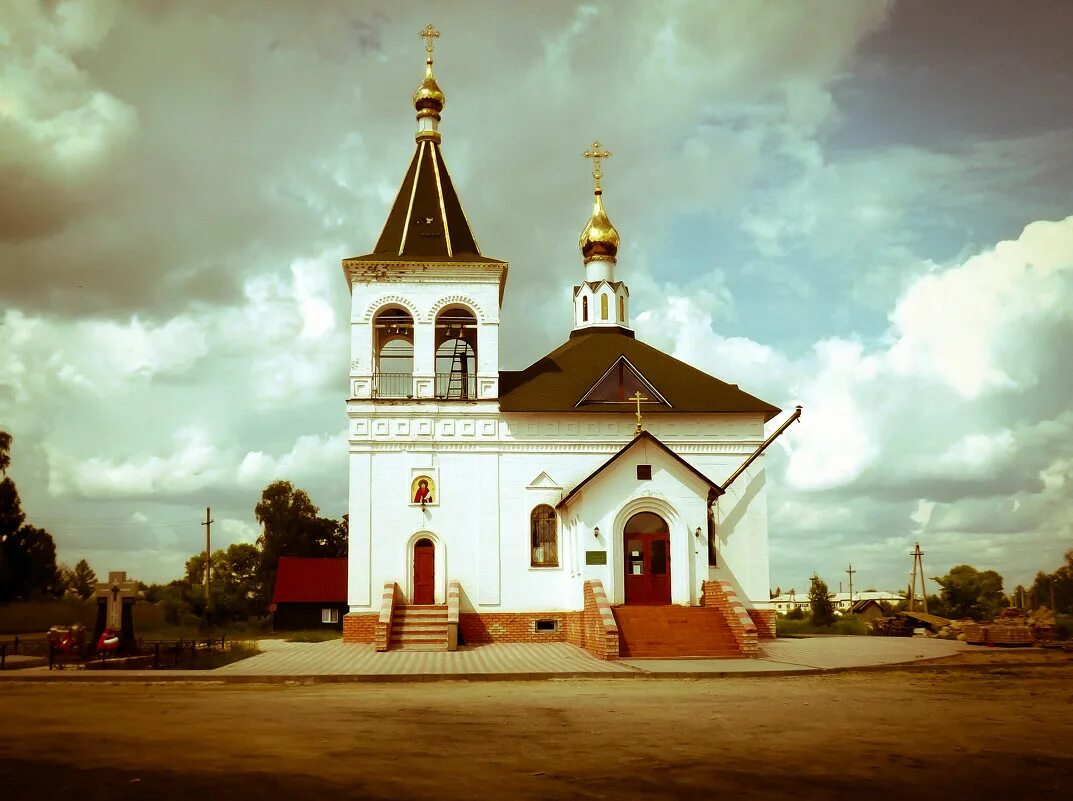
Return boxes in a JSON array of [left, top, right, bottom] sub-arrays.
[[434, 306, 477, 399], [373, 307, 414, 398]]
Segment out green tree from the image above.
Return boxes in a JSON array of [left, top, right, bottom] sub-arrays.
[[66, 559, 98, 600], [808, 574, 836, 627], [1029, 550, 1073, 614], [0, 432, 61, 601], [184, 542, 265, 621], [254, 481, 347, 605], [2, 525, 62, 599], [931, 564, 1005, 620]]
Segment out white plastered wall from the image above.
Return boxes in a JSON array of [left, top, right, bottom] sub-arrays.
[[346, 409, 773, 612]]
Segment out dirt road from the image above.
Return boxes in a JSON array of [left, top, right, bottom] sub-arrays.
[[1, 666, 1070, 800]]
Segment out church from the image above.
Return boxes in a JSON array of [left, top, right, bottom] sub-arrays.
[[340, 27, 796, 658]]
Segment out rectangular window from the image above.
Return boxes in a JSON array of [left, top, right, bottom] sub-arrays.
[[534, 619, 558, 632], [321, 608, 339, 624], [636, 464, 652, 480]]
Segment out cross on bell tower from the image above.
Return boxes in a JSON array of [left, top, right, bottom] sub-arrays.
[[584, 141, 612, 191]]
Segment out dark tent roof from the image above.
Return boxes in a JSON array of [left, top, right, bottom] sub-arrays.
[[346, 138, 503, 264], [499, 328, 780, 419], [557, 430, 723, 509]]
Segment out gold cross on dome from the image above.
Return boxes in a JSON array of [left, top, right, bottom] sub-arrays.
[[420, 24, 440, 56], [630, 390, 648, 435], [584, 141, 612, 190]]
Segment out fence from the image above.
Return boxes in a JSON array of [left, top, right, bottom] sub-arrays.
[[0, 635, 50, 669], [40, 636, 233, 671]]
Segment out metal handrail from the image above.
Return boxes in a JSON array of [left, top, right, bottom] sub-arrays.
[[372, 372, 414, 399]]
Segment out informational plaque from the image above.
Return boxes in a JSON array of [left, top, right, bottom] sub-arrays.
[[585, 550, 607, 565]]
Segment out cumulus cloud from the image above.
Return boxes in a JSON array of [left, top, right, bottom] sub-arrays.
[[638, 216, 1073, 587], [238, 430, 347, 490]]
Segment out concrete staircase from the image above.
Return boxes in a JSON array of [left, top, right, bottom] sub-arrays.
[[390, 604, 449, 651], [611, 606, 744, 658]]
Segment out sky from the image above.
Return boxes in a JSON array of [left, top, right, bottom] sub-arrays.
[[2, 0, 1072, 596]]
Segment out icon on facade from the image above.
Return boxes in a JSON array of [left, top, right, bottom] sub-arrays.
[[411, 475, 436, 506]]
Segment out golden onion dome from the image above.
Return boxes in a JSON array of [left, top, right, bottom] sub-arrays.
[[579, 189, 620, 262], [413, 58, 445, 116]]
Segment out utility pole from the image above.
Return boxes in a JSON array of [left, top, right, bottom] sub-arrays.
[[202, 507, 213, 613], [846, 563, 856, 603], [1052, 579, 1057, 613], [908, 542, 928, 614]]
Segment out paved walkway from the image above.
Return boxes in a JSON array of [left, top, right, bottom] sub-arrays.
[[0, 637, 975, 681], [625, 636, 971, 673], [216, 641, 638, 676]]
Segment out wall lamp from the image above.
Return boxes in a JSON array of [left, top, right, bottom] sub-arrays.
[[593, 526, 600, 539], [695, 527, 703, 539]]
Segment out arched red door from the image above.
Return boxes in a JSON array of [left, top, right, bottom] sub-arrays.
[[413, 539, 435, 605], [623, 512, 671, 605]]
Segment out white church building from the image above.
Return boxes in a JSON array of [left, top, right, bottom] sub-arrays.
[[341, 28, 794, 658]]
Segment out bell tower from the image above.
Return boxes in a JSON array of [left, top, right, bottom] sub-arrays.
[[342, 25, 507, 402]]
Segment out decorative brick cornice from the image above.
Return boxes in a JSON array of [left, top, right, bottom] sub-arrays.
[[426, 294, 488, 323], [360, 294, 422, 323]]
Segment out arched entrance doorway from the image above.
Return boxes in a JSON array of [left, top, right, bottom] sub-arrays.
[[623, 511, 671, 605], [412, 538, 435, 605]]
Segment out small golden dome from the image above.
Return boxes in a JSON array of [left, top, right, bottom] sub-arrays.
[[579, 189, 620, 262], [413, 58, 445, 116]]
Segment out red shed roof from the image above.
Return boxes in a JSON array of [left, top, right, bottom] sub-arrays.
[[271, 557, 348, 604]]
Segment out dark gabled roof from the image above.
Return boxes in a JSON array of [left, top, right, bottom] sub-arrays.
[[557, 430, 723, 509], [849, 599, 884, 614], [346, 138, 504, 264], [270, 557, 347, 604], [499, 327, 781, 420]]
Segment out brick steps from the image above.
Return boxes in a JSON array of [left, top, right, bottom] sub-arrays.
[[612, 606, 744, 658], [389, 604, 448, 651]]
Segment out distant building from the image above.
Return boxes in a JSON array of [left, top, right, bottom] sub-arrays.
[[270, 557, 348, 631], [847, 598, 889, 623], [759, 590, 903, 615]]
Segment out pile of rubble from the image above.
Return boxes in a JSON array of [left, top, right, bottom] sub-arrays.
[[871, 607, 1059, 647], [953, 608, 1055, 647]]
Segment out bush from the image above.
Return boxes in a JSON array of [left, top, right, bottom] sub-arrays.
[[776, 614, 869, 637], [1054, 616, 1071, 640], [180, 613, 203, 630], [808, 574, 836, 627], [786, 606, 805, 620]]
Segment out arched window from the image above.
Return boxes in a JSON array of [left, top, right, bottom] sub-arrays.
[[619, 295, 625, 322], [434, 306, 477, 399], [373, 307, 414, 398], [600, 293, 609, 320], [582, 296, 589, 322], [530, 505, 558, 567]]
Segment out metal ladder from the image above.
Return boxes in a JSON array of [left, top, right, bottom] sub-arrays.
[[446, 336, 469, 399]]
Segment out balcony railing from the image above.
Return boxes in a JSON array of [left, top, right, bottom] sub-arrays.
[[370, 373, 479, 400], [435, 372, 477, 400], [371, 373, 413, 399]]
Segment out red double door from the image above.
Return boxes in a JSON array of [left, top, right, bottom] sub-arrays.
[[624, 530, 671, 605], [412, 539, 435, 605]]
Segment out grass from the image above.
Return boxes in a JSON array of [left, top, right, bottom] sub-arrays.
[[179, 641, 262, 670], [776, 615, 870, 636]]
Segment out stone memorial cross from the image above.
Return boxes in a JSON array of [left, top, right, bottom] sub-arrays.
[[95, 571, 139, 630]]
